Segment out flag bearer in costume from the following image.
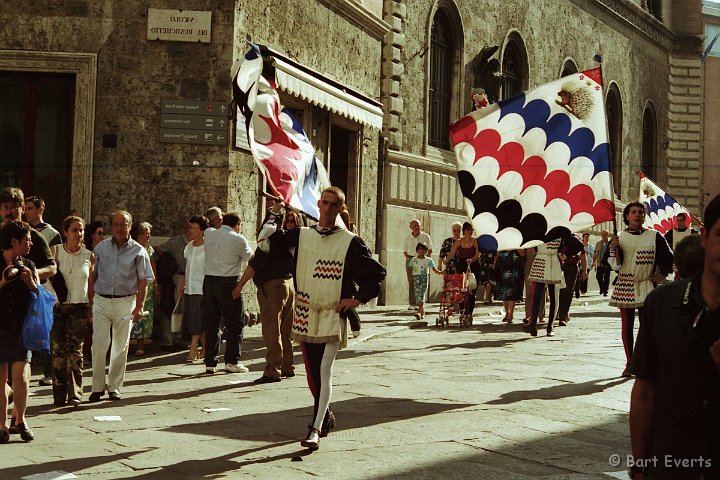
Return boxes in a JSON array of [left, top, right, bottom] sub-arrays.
[[268, 187, 386, 451], [609, 202, 673, 377], [525, 238, 564, 337]]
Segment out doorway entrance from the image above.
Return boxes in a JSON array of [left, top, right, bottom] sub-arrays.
[[0, 72, 75, 226]]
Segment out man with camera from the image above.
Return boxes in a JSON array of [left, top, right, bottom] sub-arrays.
[[629, 194, 720, 479]]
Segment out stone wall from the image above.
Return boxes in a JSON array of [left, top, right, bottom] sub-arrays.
[[378, 0, 698, 305], [0, 1, 237, 234]]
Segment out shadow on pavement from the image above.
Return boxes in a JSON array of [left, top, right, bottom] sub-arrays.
[[0, 450, 147, 479], [485, 377, 631, 405], [160, 396, 473, 442]]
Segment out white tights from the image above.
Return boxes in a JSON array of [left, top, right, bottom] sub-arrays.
[[312, 340, 339, 431]]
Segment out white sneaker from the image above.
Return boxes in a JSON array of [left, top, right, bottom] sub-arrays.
[[224, 364, 249, 373]]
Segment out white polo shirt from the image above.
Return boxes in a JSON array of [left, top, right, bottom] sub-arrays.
[[404, 232, 433, 256]]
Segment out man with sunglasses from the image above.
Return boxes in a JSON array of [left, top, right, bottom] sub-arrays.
[[235, 202, 298, 384], [629, 194, 720, 480]]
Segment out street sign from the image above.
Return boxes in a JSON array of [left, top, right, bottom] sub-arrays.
[[161, 99, 228, 116], [161, 113, 227, 131], [159, 129, 228, 145], [160, 99, 229, 145]]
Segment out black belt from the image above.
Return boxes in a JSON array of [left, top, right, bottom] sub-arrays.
[[97, 293, 135, 299]]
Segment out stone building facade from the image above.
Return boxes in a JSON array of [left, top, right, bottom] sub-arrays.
[[0, 1, 705, 308], [0, 0, 387, 250], [377, 0, 704, 305]]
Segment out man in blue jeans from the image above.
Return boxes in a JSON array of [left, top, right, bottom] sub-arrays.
[[202, 212, 253, 374]]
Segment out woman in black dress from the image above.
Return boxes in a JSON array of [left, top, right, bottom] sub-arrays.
[[0, 220, 40, 443]]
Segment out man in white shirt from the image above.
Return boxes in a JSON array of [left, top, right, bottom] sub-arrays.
[[403, 219, 432, 309], [202, 212, 253, 374]]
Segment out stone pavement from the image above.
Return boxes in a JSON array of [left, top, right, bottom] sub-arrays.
[[2, 293, 634, 480]]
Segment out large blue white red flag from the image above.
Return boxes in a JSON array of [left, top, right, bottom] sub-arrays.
[[638, 171, 693, 234], [449, 67, 615, 250], [232, 42, 329, 219]]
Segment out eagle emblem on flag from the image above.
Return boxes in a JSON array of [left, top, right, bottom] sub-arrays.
[[449, 68, 615, 250]]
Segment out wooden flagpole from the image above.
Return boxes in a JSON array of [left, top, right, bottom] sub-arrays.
[[594, 54, 618, 235]]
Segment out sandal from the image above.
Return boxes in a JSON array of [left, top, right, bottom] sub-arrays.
[[134, 349, 145, 357]]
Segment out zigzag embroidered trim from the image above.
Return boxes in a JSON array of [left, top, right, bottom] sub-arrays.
[[293, 290, 310, 333], [635, 250, 655, 265], [313, 259, 343, 280]]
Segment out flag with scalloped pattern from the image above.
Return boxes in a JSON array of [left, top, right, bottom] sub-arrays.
[[449, 67, 615, 250], [638, 171, 693, 234]]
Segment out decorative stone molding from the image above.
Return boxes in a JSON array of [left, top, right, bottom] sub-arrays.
[[381, 0, 406, 149], [0, 50, 96, 219], [592, 0, 675, 50], [316, 0, 391, 40], [385, 149, 465, 213]]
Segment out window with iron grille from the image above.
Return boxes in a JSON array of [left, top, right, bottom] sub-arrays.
[[428, 10, 452, 150], [501, 39, 526, 100], [642, 105, 657, 181], [647, 0, 662, 21], [606, 86, 623, 198]]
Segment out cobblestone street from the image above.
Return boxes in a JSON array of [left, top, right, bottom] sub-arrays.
[[4, 297, 634, 479]]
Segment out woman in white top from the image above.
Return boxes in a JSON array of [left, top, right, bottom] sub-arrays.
[[181, 215, 208, 362], [50, 216, 94, 407]]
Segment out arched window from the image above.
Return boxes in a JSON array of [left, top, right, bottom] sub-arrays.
[[560, 59, 578, 78], [501, 33, 528, 100], [428, 10, 453, 149], [606, 84, 623, 198], [642, 103, 657, 181]]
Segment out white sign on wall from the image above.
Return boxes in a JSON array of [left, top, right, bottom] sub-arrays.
[[147, 8, 212, 43]]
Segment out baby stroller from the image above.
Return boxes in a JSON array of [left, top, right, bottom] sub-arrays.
[[436, 272, 474, 328]]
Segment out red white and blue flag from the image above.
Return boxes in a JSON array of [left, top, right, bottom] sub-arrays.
[[638, 171, 692, 234], [232, 42, 329, 219], [449, 67, 615, 250]]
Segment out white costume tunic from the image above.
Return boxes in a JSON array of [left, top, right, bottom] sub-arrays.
[[292, 226, 355, 348], [528, 239, 563, 284], [609, 229, 657, 309]]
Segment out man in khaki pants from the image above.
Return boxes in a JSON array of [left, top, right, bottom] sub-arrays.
[[236, 205, 297, 384]]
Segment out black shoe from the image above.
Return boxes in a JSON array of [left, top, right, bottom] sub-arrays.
[[16, 422, 33, 442], [253, 375, 281, 384], [529, 327, 538, 337], [53, 399, 66, 407], [320, 411, 336, 438], [0, 429, 8, 444], [88, 392, 104, 403], [281, 371, 295, 378], [108, 392, 122, 401]]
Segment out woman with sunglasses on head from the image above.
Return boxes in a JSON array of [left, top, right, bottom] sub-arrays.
[[49, 216, 95, 408]]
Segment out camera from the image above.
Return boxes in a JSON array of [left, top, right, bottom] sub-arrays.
[[4, 260, 25, 281]]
